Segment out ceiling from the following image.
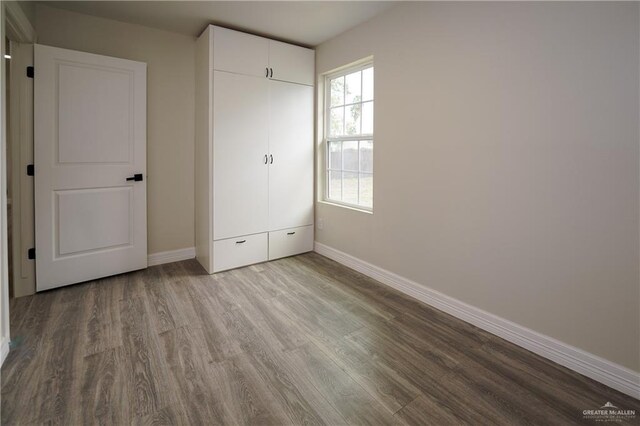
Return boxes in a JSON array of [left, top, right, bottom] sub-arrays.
[[39, 1, 399, 47]]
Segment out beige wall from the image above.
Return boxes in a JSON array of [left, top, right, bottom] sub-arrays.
[[1, 1, 11, 361], [315, 2, 640, 372], [16, 1, 35, 28], [34, 4, 195, 255]]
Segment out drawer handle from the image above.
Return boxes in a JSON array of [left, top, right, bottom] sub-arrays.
[[287, 232, 296, 235], [236, 240, 246, 244]]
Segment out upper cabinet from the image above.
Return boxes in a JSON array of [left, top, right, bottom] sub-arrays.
[[210, 25, 314, 86], [269, 40, 315, 86], [212, 26, 269, 78]]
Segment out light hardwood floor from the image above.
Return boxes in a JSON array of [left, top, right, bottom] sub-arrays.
[[2, 253, 639, 425]]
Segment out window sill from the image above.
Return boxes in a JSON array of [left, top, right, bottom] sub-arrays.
[[317, 200, 373, 215]]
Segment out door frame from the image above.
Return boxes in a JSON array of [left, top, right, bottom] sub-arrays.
[[1, 1, 37, 367], [9, 42, 34, 297], [6, 2, 36, 300]]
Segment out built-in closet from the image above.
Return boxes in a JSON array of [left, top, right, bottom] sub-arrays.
[[195, 25, 315, 273]]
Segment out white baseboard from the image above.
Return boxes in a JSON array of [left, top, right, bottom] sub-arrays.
[[0, 336, 10, 367], [314, 242, 640, 399], [148, 247, 196, 267]]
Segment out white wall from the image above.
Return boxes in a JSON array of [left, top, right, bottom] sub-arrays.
[[315, 2, 640, 372], [34, 4, 196, 256]]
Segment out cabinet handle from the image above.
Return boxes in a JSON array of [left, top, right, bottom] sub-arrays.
[[236, 240, 246, 244], [265, 67, 269, 78], [287, 232, 296, 235], [270, 68, 273, 78], [269, 154, 273, 164], [264, 154, 268, 164]]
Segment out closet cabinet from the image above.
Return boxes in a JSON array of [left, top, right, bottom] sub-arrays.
[[196, 25, 314, 273]]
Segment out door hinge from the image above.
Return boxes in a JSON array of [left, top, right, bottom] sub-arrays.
[[26, 66, 34, 78], [26, 164, 34, 176], [28, 248, 35, 260]]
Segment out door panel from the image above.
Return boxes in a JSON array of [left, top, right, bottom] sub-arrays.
[[268, 80, 314, 231], [268, 40, 314, 86], [213, 26, 269, 78], [57, 63, 133, 163], [34, 44, 147, 291], [213, 71, 269, 240], [57, 187, 132, 256]]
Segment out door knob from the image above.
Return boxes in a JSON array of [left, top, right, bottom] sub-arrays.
[[126, 173, 144, 182]]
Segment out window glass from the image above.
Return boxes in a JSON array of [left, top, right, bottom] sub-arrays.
[[359, 140, 373, 173], [330, 76, 344, 106], [343, 141, 359, 172], [345, 71, 361, 105]]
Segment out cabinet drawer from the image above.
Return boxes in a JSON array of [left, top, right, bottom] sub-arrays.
[[213, 233, 268, 272], [268, 225, 313, 261]]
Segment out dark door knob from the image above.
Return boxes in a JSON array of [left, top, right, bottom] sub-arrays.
[[126, 173, 144, 182]]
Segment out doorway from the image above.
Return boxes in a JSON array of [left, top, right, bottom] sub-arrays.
[[1, 1, 36, 367]]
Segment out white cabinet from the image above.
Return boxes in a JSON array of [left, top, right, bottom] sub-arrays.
[[268, 80, 314, 231], [269, 226, 314, 261], [212, 26, 269, 78], [269, 40, 315, 86], [196, 25, 315, 273], [210, 25, 314, 85], [213, 233, 268, 273], [213, 71, 269, 240]]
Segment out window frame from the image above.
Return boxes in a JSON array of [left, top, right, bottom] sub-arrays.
[[323, 61, 374, 212]]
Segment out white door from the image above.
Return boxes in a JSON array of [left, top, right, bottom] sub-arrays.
[[213, 71, 269, 240], [268, 80, 314, 231], [213, 26, 269, 78], [268, 40, 315, 86], [34, 44, 147, 291]]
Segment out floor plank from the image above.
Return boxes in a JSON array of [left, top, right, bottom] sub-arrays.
[[285, 342, 397, 424], [78, 347, 131, 425], [2, 254, 639, 425], [209, 354, 293, 425]]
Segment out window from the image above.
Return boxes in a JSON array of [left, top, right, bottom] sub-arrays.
[[325, 63, 373, 210]]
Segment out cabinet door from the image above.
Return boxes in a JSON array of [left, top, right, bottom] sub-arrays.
[[268, 80, 314, 231], [213, 71, 269, 240], [269, 40, 315, 86], [213, 26, 269, 78]]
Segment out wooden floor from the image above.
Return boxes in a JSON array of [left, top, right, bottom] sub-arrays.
[[2, 253, 638, 425]]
